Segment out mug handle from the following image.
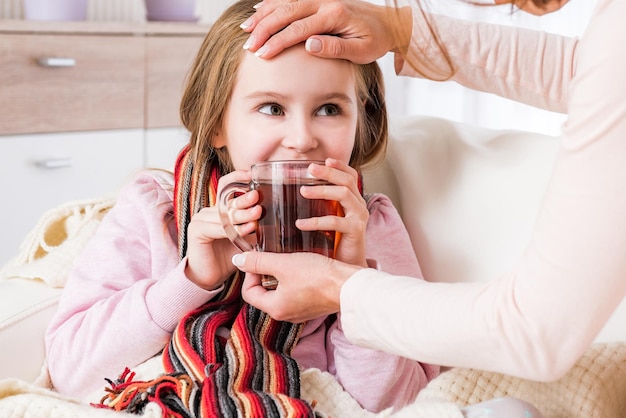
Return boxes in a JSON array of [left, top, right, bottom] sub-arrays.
[[218, 182, 255, 252]]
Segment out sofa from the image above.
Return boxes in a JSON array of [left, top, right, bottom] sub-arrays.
[[1, 115, 625, 417]]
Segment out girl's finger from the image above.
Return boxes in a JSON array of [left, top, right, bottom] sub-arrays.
[[300, 183, 362, 204], [230, 189, 260, 209], [226, 204, 262, 227], [308, 159, 358, 187]]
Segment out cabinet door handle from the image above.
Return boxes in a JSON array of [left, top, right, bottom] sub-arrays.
[[35, 158, 73, 169], [37, 57, 76, 67]]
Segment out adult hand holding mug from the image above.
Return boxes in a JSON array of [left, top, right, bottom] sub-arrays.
[[234, 250, 360, 323]]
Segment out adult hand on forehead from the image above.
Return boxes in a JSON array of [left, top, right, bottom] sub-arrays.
[[241, 0, 412, 64], [242, 0, 568, 60]]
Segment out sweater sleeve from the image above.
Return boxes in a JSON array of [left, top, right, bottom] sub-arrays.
[[45, 171, 220, 398], [343, 0, 626, 381], [395, 8, 577, 113], [325, 194, 439, 412]]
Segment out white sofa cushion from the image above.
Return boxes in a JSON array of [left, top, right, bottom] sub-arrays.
[[0, 197, 114, 382], [364, 115, 625, 342], [0, 278, 61, 382]]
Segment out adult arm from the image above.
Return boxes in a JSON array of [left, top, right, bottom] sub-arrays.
[[242, 0, 626, 381], [396, 10, 576, 112], [344, 0, 626, 380], [45, 172, 219, 398], [325, 194, 438, 412]]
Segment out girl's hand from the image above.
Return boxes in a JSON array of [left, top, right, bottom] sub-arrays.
[[184, 170, 262, 290], [298, 158, 369, 268]]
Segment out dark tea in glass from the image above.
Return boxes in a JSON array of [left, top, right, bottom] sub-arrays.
[[219, 160, 341, 289], [255, 180, 338, 256]]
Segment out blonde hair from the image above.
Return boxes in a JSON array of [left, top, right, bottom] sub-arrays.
[[179, 0, 388, 175]]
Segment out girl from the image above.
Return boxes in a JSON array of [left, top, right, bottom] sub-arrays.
[[44, 0, 438, 415]]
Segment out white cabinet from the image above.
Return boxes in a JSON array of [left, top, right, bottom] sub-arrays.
[[0, 130, 144, 263], [0, 20, 206, 264], [0, 31, 145, 135], [144, 127, 190, 171]]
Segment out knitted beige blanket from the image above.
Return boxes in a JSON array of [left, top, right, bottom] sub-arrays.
[[0, 197, 115, 287], [0, 368, 462, 418], [1, 198, 626, 417]]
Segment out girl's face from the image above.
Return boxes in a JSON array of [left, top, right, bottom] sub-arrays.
[[214, 44, 359, 170]]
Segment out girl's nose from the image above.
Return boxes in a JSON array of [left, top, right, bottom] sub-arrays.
[[282, 118, 318, 153]]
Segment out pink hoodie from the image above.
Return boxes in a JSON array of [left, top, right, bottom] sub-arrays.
[[45, 170, 438, 412]]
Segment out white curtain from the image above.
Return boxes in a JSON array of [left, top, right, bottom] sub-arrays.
[[379, 0, 597, 135]]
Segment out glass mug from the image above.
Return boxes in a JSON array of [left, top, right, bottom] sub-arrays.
[[218, 160, 341, 289]]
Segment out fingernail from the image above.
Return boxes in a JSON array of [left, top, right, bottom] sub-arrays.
[[254, 45, 268, 57], [253, 1, 263, 9], [243, 35, 255, 50], [305, 38, 322, 53], [240, 17, 253, 30], [232, 253, 246, 268]]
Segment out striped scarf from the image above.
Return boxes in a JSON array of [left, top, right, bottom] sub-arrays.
[[97, 145, 314, 418]]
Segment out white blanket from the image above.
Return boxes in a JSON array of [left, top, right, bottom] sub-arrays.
[[0, 367, 463, 418]]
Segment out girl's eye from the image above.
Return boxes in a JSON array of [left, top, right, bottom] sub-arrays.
[[258, 104, 284, 116], [317, 104, 340, 116]]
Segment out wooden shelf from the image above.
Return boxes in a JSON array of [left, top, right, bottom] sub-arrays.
[[0, 20, 206, 134]]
